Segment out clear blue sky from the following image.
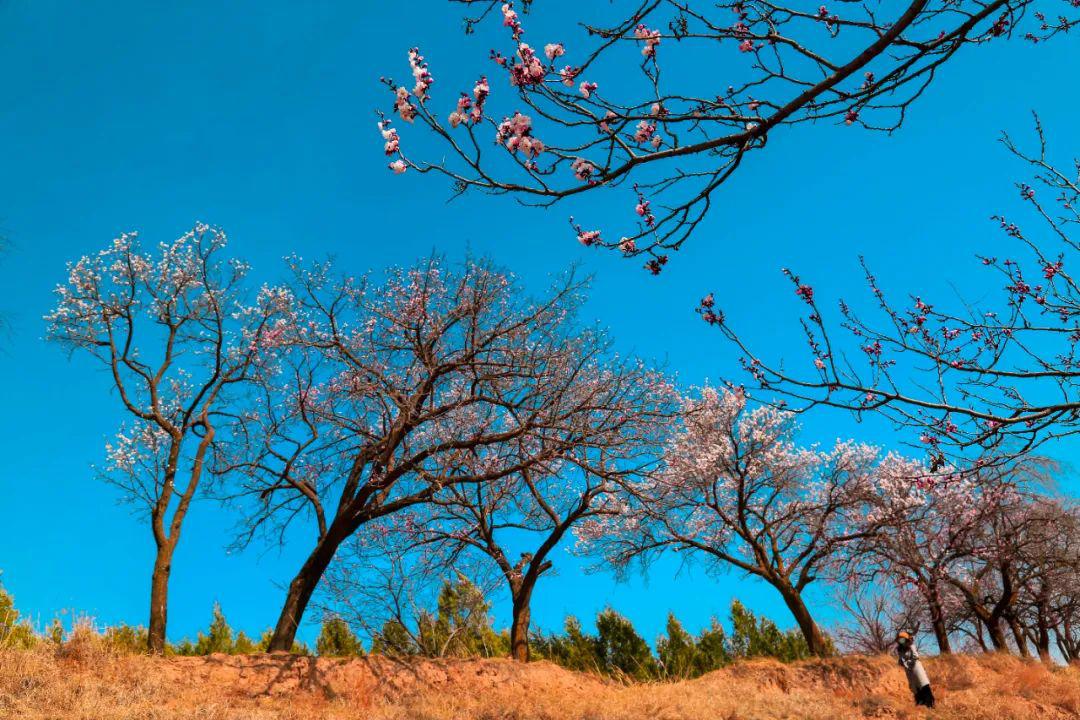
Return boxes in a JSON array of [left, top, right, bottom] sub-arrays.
[[0, 1, 1077, 647]]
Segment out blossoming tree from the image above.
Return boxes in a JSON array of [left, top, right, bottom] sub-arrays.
[[848, 456, 1022, 653], [45, 226, 290, 653], [337, 348, 677, 661], [580, 386, 884, 656], [217, 256, 657, 651], [703, 125, 1080, 462], [376, 1, 1075, 271]]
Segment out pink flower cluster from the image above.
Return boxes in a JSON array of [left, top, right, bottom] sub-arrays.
[[633, 120, 656, 144], [378, 120, 399, 155], [559, 65, 580, 86], [408, 47, 433, 101], [544, 43, 565, 60], [570, 217, 601, 246], [501, 3, 523, 40], [496, 112, 544, 157], [509, 43, 547, 86], [634, 184, 655, 227], [378, 119, 406, 174], [571, 157, 597, 182], [579, 81, 598, 98], [448, 94, 473, 128], [394, 86, 416, 122], [454, 76, 491, 126], [634, 24, 661, 58], [599, 110, 618, 134]]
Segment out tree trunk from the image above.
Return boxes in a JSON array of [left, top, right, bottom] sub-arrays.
[[1008, 617, 1031, 658], [147, 541, 176, 654], [268, 523, 351, 651], [973, 619, 988, 653], [983, 616, 1009, 652], [1035, 594, 1052, 663], [509, 583, 535, 662], [777, 583, 828, 656], [927, 592, 952, 654]]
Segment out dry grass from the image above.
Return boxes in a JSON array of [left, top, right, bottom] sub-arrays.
[[3, 634, 1080, 719]]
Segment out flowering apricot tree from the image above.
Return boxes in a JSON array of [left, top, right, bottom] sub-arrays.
[[45, 225, 290, 653], [345, 351, 677, 661], [580, 386, 885, 656], [377, 1, 1075, 271], [217, 256, 663, 651], [704, 125, 1080, 461], [850, 457, 1022, 653]]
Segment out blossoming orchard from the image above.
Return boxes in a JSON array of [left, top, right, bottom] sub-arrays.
[[9, 0, 1080, 681]]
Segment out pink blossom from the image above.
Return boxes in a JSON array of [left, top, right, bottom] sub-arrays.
[[394, 86, 416, 122], [471, 76, 490, 124], [501, 3, 523, 40], [559, 65, 580, 86], [389, 160, 407, 174], [738, 38, 755, 52], [634, 24, 661, 58], [571, 157, 597, 182], [408, 47, 433, 101], [619, 237, 637, 254], [577, 229, 601, 246], [544, 43, 565, 60], [509, 43, 547, 86], [599, 110, 617, 133], [496, 112, 544, 158], [845, 108, 859, 125], [633, 120, 656, 143], [579, 81, 598, 98], [378, 120, 400, 155], [448, 94, 472, 128]]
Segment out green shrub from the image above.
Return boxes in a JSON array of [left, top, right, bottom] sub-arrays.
[[596, 607, 659, 680], [103, 623, 148, 654], [316, 617, 363, 657], [728, 599, 811, 662], [370, 575, 507, 658], [0, 583, 37, 650]]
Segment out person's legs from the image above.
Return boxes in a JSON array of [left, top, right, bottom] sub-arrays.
[[915, 684, 936, 708]]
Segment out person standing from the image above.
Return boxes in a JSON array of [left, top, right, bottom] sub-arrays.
[[896, 631, 935, 708]]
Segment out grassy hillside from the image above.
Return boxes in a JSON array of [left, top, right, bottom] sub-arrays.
[[3, 639, 1079, 719]]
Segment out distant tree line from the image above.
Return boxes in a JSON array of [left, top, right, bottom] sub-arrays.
[[0, 577, 812, 679]]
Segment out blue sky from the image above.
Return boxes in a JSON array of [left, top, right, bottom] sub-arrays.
[[0, 1, 1077, 647]]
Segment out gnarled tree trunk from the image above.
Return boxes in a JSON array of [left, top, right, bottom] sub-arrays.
[[509, 581, 537, 662], [268, 520, 352, 651], [777, 582, 829, 656]]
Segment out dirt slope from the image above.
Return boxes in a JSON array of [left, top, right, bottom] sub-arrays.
[[3, 644, 1079, 719]]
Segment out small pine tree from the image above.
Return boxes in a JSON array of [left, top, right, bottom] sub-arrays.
[[0, 583, 36, 650], [656, 613, 698, 679], [532, 615, 604, 673], [103, 623, 149, 654], [728, 600, 810, 662], [233, 631, 258, 654], [316, 617, 363, 657], [595, 608, 658, 680], [193, 603, 234, 655], [371, 619, 415, 657], [46, 618, 65, 646], [693, 618, 731, 675]]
